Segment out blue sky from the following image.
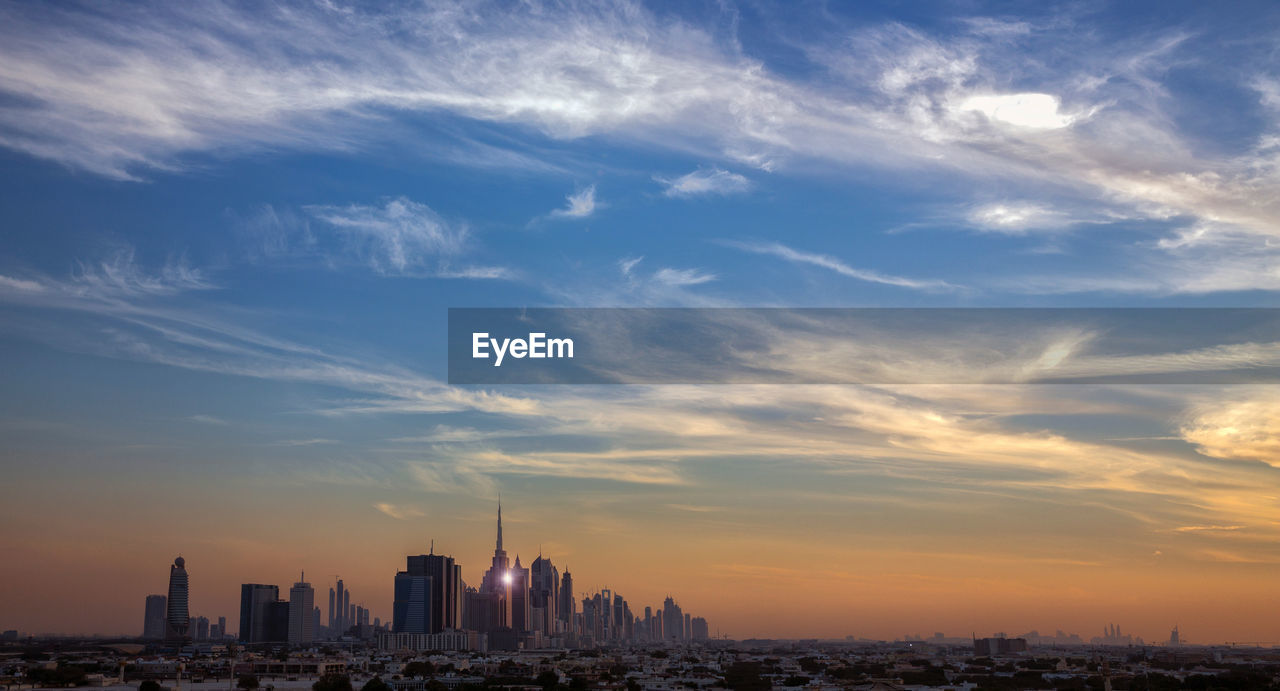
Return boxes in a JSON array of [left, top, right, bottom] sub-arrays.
[[3, 0, 1280, 640]]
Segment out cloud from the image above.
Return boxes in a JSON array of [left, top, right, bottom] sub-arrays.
[[954, 92, 1080, 130], [11, 256, 1280, 551], [436, 265, 516, 280], [725, 240, 956, 291], [2, 1, 1278, 297], [657, 168, 751, 197], [965, 202, 1075, 234], [188, 414, 227, 425], [374, 502, 425, 520], [304, 197, 467, 275], [0, 275, 46, 293], [1174, 525, 1244, 533], [275, 438, 338, 446], [73, 249, 214, 298], [652, 268, 716, 286], [549, 185, 598, 219], [618, 256, 644, 276], [1181, 393, 1280, 467]]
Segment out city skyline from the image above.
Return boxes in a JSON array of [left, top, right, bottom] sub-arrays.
[[3, 0, 1280, 651], [3, 499, 1227, 646]]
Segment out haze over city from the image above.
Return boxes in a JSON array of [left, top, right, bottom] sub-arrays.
[[3, 0, 1280, 650]]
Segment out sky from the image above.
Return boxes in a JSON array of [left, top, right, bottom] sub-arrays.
[[2, 0, 1280, 643]]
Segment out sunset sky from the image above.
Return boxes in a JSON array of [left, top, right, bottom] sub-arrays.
[[3, 0, 1280, 643]]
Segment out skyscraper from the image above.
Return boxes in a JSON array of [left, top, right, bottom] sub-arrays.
[[530, 555, 558, 634], [558, 569, 574, 634], [143, 595, 167, 639], [479, 501, 513, 629], [239, 584, 279, 643], [394, 550, 460, 634], [335, 579, 345, 633], [509, 555, 530, 632], [165, 557, 190, 643], [288, 574, 314, 645], [662, 596, 683, 642], [480, 501, 511, 593], [327, 587, 335, 635]]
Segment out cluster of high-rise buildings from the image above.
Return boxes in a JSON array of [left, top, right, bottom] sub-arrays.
[[384, 503, 710, 651], [143, 557, 228, 644], [141, 503, 709, 651]]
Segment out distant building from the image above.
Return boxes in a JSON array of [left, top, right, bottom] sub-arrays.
[[192, 615, 210, 641], [530, 555, 558, 635], [558, 570, 575, 634], [288, 574, 315, 645], [334, 580, 345, 633], [974, 637, 1028, 655], [464, 587, 506, 633], [143, 595, 167, 639], [327, 588, 336, 635], [662, 597, 684, 642], [393, 551, 460, 635], [267, 600, 291, 642], [509, 556, 530, 633], [165, 557, 190, 643], [691, 616, 709, 640], [378, 630, 481, 652], [239, 584, 280, 643]]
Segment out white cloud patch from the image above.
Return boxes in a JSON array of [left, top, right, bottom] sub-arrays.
[[1181, 393, 1280, 467], [188, 414, 227, 425], [652, 267, 716, 286], [374, 502, 425, 520], [72, 249, 214, 298], [304, 197, 467, 275], [954, 92, 1079, 130], [0, 3, 1277, 295], [549, 185, 598, 219], [657, 168, 751, 197], [966, 202, 1074, 234], [618, 256, 644, 276], [726, 241, 956, 291], [0, 275, 46, 293]]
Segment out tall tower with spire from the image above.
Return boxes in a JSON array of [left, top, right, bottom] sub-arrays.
[[481, 498, 510, 593]]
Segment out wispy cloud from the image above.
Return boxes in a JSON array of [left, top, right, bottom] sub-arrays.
[[187, 414, 227, 426], [652, 267, 716, 286], [73, 249, 214, 298], [725, 240, 956, 291], [965, 202, 1076, 234], [656, 168, 751, 197], [275, 438, 338, 447], [373, 502, 425, 520], [618, 256, 644, 276], [1180, 392, 1280, 467], [2, 3, 1278, 293], [304, 197, 467, 275], [0, 275, 46, 293], [549, 185, 599, 219]]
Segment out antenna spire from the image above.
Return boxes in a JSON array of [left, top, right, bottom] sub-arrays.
[[496, 495, 504, 553]]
